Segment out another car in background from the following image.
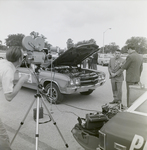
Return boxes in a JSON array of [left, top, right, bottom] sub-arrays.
[[98, 54, 113, 66], [143, 54, 147, 63]]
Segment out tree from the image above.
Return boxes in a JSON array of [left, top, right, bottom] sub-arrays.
[[75, 39, 97, 47], [0, 40, 7, 50], [5, 34, 25, 47], [121, 45, 128, 54], [0, 44, 7, 50], [44, 41, 52, 49], [30, 31, 39, 39], [40, 34, 47, 40], [66, 38, 74, 49], [125, 37, 147, 54], [100, 42, 119, 54]]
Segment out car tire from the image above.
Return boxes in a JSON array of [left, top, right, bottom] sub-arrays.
[[45, 83, 63, 104], [80, 89, 94, 95]]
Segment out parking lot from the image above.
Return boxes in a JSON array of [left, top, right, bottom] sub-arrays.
[[0, 63, 147, 150]]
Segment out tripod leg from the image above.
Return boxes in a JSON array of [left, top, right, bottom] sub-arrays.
[[35, 96, 40, 150], [10, 98, 36, 146], [40, 95, 68, 148]]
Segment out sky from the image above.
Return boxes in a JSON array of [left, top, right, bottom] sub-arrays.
[[0, 0, 147, 49]]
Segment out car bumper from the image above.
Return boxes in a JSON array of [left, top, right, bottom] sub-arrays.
[[103, 61, 109, 65], [61, 80, 106, 94]]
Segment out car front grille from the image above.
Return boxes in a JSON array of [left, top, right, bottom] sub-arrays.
[[80, 73, 99, 86]]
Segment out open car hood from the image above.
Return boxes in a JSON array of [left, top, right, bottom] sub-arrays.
[[52, 44, 99, 66]]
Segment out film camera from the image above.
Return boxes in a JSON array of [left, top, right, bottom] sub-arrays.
[[22, 36, 49, 65]]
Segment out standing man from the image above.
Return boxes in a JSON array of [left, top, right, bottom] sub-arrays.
[[92, 52, 98, 70], [82, 59, 87, 68], [87, 56, 92, 69], [0, 46, 29, 149], [122, 45, 143, 107], [108, 50, 125, 104]]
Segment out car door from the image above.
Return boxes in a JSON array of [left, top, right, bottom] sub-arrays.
[[14, 63, 38, 89]]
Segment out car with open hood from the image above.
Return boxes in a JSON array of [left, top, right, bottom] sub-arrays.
[[0, 44, 106, 104]]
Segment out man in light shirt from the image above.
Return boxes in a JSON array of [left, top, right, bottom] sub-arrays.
[[0, 46, 29, 149], [108, 49, 125, 104]]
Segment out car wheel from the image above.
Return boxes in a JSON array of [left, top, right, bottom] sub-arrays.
[[45, 83, 63, 104], [80, 89, 94, 95]]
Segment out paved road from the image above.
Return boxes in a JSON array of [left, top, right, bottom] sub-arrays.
[[0, 64, 147, 150]]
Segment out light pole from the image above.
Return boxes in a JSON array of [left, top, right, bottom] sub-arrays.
[[103, 28, 111, 54]]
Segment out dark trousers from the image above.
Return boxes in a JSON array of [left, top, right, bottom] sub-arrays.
[[92, 63, 97, 70], [111, 80, 123, 102], [126, 82, 138, 107]]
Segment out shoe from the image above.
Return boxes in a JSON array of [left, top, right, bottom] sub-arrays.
[[109, 100, 117, 104]]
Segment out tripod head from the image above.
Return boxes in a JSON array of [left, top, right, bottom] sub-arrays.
[[34, 64, 42, 74]]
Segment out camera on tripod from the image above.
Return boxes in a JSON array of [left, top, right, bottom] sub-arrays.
[[10, 36, 68, 150], [22, 36, 48, 119], [22, 36, 50, 65]]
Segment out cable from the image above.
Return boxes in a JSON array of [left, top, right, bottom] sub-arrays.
[[52, 101, 101, 119], [33, 114, 51, 124], [62, 103, 101, 113], [55, 104, 79, 117]]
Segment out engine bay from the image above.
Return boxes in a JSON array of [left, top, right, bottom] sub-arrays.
[[52, 66, 98, 78]]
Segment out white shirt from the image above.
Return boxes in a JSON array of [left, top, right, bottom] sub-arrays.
[[0, 59, 16, 94]]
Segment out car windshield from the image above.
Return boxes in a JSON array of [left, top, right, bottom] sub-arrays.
[[134, 99, 147, 114]]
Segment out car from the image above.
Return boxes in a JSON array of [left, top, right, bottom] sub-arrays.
[[143, 54, 147, 63], [0, 44, 106, 104], [72, 89, 147, 150], [98, 54, 113, 66]]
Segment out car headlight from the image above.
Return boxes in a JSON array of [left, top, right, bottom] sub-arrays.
[[75, 78, 80, 85], [73, 78, 80, 85], [69, 78, 80, 86], [98, 74, 105, 80], [69, 80, 74, 86]]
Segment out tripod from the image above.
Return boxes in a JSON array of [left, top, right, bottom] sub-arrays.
[[10, 65, 68, 150]]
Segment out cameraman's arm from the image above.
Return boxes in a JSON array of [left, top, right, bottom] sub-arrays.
[[4, 75, 29, 101]]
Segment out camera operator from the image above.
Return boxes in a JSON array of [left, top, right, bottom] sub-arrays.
[[0, 46, 29, 150]]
